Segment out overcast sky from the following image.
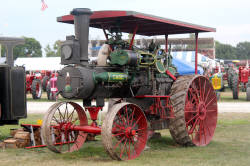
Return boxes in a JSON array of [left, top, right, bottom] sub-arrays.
[[1, 0, 250, 55]]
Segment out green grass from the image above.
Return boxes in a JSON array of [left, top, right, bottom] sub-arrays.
[[1, 113, 250, 166], [219, 91, 247, 102]]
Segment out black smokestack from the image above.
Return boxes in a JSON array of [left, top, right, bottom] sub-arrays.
[[70, 8, 92, 65]]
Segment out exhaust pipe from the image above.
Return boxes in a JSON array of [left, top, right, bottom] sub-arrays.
[[71, 8, 92, 65]]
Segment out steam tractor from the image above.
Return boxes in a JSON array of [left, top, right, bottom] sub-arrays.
[[41, 8, 217, 160], [231, 64, 250, 100], [26, 71, 43, 99], [42, 70, 52, 91], [46, 72, 58, 100], [0, 37, 27, 125]]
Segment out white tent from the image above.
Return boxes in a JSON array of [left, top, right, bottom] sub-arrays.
[[171, 51, 212, 64], [15, 57, 63, 70]]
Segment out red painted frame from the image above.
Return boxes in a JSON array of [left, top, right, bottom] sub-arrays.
[[195, 32, 199, 75], [129, 25, 139, 50]]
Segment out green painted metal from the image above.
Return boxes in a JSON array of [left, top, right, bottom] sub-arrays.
[[110, 50, 129, 65], [93, 72, 128, 83]]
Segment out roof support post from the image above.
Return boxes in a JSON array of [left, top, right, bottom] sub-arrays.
[[102, 28, 108, 41], [165, 34, 168, 53], [129, 25, 139, 50], [195, 32, 199, 75]]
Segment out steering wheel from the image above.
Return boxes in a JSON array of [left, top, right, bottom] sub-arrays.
[[155, 49, 168, 73]]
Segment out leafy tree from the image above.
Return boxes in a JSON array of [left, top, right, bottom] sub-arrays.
[[53, 40, 62, 57], [13, 37, 42, 59], [44, 44, 56, 57], [1, 45, 6, 57], [215, 41, 237, 59], [0, 37, 42, 59], [236, 42, 250, 60], [45, 40, 62, 57]]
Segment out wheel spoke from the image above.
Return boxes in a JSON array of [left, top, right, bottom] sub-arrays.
[[125, 105, 129, 126], [199, 78, 203, 101], [204, 87, 212, 104], [129, 107, 136, 126], [118, 112, 126, 126], [188, 88, 199, 103], [120, 138, 127, 159], [128, 139, 131, 159], [186, 114, 199, 125], [205, 95, 216, 108], [131, 115, 142, 129], [113, 121, 123, 129], [67, 108, 75, 123], [57, 108, 65, 123], [199, 120, 202, 145], [113, 132, 125, 137], [204, 120, 211, 136], [203, 79, 207, 100], [188, 118, 200, 135], [135, 127, 147, 132], [206, 109, 217, 113], [113, 137, 125, 150], [185, 110, 197, 113], [192, 82, 201, 102], [202, 120, 207, 144], [52, 116, 60, 124], [65, 103, 69, 122]]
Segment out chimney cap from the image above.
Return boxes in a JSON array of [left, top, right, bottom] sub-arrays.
[[70, 8, 92, 16]]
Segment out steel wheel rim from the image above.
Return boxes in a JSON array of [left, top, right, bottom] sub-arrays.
[[184, 76, 217, 146], [102, 103, 147, 160], [42, 102, 88, 153]]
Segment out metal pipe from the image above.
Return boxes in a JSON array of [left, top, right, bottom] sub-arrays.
[[165, 34, 168, 53], [129, 25, 139, 50], [71, 125, 102, 134], [71, 8, 92, 65], [195, 32, 198, 74]]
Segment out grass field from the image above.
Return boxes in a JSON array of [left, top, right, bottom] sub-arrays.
[[218, 88, 248, 102], [0, 113, 250, 166]]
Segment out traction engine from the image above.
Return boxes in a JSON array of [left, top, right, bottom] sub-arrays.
[[41, 8, 218, 160]]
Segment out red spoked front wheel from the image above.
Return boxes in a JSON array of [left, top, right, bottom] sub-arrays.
[[169, 75, 218, 146], [41, 102, 88, 153], [102, 102, 147, 160]]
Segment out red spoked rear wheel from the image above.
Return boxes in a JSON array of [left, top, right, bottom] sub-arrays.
[[102, 102, 147, 160], [169, 75, 217, 146], [185, 76, 217, 146]]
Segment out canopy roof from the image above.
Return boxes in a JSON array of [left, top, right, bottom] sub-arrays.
[[57, 10, 216, 36]]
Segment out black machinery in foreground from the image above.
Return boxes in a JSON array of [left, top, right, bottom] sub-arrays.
[[0, 37, 26, 125]]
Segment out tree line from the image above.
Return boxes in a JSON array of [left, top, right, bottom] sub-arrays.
[[0, 37, 61, 59], [215, 41, 250, 60], [1, 37, 250, 60]]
